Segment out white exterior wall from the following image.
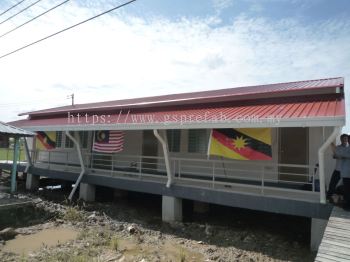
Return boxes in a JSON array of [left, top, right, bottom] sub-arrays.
[[35, 130, 144, 169], [112, 130, 143, 169], [156, 128, 279, 181], [35, 131, 93, 165], [34, 128, 337, 187]]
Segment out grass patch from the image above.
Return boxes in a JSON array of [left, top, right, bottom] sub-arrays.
[[110, 236, 119, 251], [19, 253, 27, 262], [179, 247, 186, 262], [46, 251, 94, 262], [78, 227, 113, 247], [0, 148, 26, 161], [63, 207, 84, 222]]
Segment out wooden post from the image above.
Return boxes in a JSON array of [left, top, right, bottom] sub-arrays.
[[11, 136, 20, 193]]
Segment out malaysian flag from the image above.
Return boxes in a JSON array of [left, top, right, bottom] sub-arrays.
[[92, 130, 124, 153]]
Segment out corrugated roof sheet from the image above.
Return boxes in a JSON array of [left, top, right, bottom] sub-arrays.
[[19, 77, 344, 117], [0, 122, 35, 136], [10, 96, 345, 130]]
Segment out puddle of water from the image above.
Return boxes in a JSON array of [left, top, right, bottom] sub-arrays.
[[2, 227, 78, 255]]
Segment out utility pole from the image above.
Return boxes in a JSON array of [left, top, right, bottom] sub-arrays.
[[67, 93, 74, 106]]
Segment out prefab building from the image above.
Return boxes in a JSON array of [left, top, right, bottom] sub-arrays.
[[4, 77, 346, 250]]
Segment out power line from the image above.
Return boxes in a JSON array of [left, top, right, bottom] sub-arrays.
[[0, 0, 43, 26], [0, 0, 137, 60], [0, 0, 28, 17], [0, 0, 70, 39]]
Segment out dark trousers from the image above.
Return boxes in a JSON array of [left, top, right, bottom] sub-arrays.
[[327, 170, 341, 197], [343, 178, 350, 208]]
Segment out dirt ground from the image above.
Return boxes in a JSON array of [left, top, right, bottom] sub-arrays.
[[0, 174, 316, 262]]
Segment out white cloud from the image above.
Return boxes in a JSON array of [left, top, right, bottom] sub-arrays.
[[0, 1, 349, 132], [212, 0, 234, 13]]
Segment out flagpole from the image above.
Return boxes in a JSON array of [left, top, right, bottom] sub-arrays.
[[207, 129, 213, 160], [90, 131, 95, 169], [221, 156, 227, 178]]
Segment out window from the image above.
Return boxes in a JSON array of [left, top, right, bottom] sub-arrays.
[[65, 134, 74, 148], [56, 131, 63, 148], [78, 131, 89, 149], [188, 129, 207, 153], [59, 132, 88, 149], [166, 130, 181, 152]]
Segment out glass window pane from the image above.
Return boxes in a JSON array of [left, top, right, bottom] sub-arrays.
[[188, 129, 207, 153], [166, 130, 180, 152], [56, 131, 62, 148], [79, 131, 88, 149], [65, 134, 74, 148]]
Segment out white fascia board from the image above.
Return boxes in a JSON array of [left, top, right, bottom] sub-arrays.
[[18, 116, 345, 131]]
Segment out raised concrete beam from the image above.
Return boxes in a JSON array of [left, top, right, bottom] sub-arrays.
[[162, 196, 182, 222], [79, 183, 95, 202], [311, 218, 327, 251], [26, 174, 39, 191]]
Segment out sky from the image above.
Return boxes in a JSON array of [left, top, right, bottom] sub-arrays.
[[0, 0, 349, 132]]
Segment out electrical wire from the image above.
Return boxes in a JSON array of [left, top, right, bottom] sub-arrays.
[[0, 0, 28, 17], [0, 0, 71, 39], [0, 0, 43, 26], [0, 0, 137, 60]]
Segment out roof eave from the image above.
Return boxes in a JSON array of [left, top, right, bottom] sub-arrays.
[[14, 116, 345, 132]]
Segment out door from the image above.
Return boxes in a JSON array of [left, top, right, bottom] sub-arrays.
[[279, 127, 309, 182], [142, 130, 158, 173]]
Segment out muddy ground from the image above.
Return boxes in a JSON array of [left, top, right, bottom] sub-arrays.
[[0, 174, 316, 262]]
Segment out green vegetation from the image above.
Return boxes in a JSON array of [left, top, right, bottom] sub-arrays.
[[110, 236, 119, 251], [0, 148, 26, 161], [78, 227, 112, 247], [63, 207, 84, 222], [179, 247, 186, 262], [45, 251, 94, 262], [19, 253, 27, 262]]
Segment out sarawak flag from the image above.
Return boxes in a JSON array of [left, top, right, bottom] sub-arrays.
[[36, 131, 56, 150], [209, 128, 272, 160], [92, 130, 124, 153]]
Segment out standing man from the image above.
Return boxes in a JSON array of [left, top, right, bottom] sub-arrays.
[[333, 134, 350, 210], [328, 134, 349, 200]]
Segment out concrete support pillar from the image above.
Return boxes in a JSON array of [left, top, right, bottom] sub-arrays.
[[311, 218, 328, 251], [193, 201, 210, 214], [26, 174, 39, 191], [79, 183, 95, 202], [162, 196, 182, 222]]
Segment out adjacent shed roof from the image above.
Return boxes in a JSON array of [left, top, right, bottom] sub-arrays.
[[9, 77, 345, 131], [0, 122, 35, 136]]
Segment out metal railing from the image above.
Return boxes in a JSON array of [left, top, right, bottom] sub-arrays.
[[0, 148, 319, 197]]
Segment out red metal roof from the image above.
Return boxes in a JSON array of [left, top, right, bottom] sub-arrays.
[[10, 95, 345, 130], [19, 77, 344, 117]]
